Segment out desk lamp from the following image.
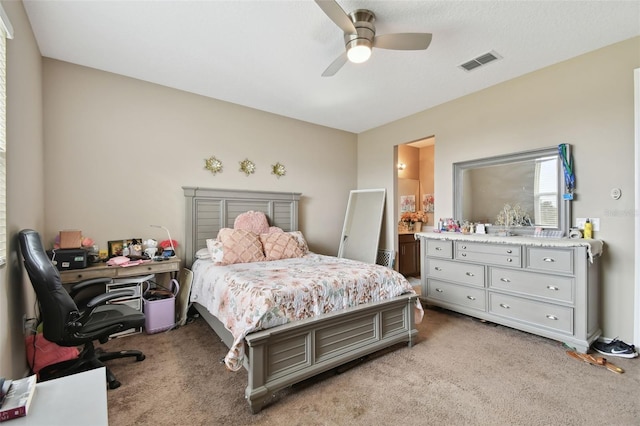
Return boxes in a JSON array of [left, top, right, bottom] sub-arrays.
[[149, 225, 176, 258]]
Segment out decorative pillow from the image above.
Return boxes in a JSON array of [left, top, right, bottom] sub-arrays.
[[233, 211, 270, 234], [206, 239, 224, 263], [217, 229, 265, 265], [268, 226, 284, 233], [260, 232, 304, 261], [288, 231, 309, 255]]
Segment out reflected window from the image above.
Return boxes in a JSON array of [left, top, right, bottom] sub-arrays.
[[534, 157, 558, 227]]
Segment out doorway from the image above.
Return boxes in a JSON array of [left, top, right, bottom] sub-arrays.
[[395, 136, 435, 282]]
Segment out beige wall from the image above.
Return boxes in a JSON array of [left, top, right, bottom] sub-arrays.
[[358, 37, 640, 342], [42, 59, 357, 257], [0, 0, 44, 378]]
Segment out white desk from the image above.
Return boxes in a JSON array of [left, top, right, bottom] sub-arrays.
[[12, 367, 108, 426]]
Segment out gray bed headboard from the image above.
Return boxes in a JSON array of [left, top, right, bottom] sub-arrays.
[[183, 187, 301, 267]]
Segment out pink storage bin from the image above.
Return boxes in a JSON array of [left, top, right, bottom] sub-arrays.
[[143, 279, 179, 334]]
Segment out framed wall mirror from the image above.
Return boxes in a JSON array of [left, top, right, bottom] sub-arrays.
[[338, 189, 386, 263], [453, 146, 571, 236]]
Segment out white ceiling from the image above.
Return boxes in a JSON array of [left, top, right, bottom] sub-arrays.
[[23, 0, 640, 134]]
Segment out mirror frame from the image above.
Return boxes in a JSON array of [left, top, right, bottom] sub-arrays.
[[453, 146, 571, 237]]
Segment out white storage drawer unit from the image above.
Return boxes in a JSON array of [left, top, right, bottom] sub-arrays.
[[420, 234, 602, 353], [106, 273, 155, 337]]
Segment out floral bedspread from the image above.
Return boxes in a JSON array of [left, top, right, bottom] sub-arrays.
[[190, 253, 423, 371]]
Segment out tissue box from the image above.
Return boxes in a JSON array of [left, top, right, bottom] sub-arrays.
[[59, 230, 82, 249]]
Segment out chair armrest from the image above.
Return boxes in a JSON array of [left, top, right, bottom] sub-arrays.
[[68, 277, 112, 298], [85, 289, 135, 309]]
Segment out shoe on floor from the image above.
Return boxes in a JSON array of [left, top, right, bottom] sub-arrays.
[[592, 338, 638, 358]]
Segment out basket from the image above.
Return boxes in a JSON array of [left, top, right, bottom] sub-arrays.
[[143, 279, 179, 334]]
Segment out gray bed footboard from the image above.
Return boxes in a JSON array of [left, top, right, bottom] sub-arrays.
[[194, 294, 418, 413]]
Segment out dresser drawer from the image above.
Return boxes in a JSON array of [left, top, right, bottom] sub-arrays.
[[427, 279, 485, 311], [457, 242, 520, 257], [426, 240, 453, 259], [456, 250, 521, 268], [489, 267, 574, 303], [526, 248, 573, 274], [489, 293, 573, 334], [426, 258, 485, 287]]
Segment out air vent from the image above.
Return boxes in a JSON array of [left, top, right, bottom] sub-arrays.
[[459, 51, 502, 72]]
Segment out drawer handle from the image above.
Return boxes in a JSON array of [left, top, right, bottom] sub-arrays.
[[543, 257, 555, 262], [465, 272, 474, 277], [499, 303, 510, 309], [461, 253, 467, 257], [546, 314, 558, 321], [506, 249, 512, 254], [461, 245, 467, 249], [547, 285, 559, 291], [500, 277, 511, 283], [435, 288, 444, 292], [466, 295, 476, 301], [435, 247, 442, 251], [507, 258, 512, 262], [434, 266, 442, 271]]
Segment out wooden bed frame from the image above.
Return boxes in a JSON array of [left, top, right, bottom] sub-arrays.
[[183, 187, 419, 413]]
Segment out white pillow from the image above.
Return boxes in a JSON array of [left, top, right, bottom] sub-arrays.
[[206, 238, 224, 263], [195, 248, 210, 260]]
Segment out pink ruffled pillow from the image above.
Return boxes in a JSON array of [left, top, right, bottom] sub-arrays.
[[234, 211, 270, 234]]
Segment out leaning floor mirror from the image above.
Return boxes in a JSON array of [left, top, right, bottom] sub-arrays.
[[338, 189, 386, 264]]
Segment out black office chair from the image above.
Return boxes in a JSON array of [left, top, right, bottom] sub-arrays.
[[18, 229, 146, 389]]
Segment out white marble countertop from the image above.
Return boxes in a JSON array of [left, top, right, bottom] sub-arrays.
[[415, 231, 604, 262]]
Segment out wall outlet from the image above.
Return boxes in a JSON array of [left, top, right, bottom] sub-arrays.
[[575, 218, 600, 231]]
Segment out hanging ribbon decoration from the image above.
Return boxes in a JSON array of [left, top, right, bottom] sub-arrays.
[[558, 143, 575, 199]]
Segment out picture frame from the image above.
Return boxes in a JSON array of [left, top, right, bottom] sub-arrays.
[[108, 238, 142, 258], [423, 194, 434, 213], [400, 195, 416, 213]]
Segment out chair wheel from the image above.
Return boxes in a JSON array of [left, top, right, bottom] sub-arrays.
[[109, 380, 121, 389], [136, 354, 146, 362]]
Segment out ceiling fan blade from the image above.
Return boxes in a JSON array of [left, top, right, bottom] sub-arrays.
[[373, 33, 433, 50], [314, 0, 356, 34], [321, 52, 348, 77]]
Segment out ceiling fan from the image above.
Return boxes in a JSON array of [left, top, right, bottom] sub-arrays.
[[315, 0, 432, 77]]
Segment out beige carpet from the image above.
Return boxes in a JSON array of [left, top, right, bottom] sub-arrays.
[[102, 306, 639, 425]]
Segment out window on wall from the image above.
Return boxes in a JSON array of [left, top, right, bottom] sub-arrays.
[[0, 5, 13, 266]]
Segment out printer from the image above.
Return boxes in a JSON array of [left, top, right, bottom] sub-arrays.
[[48, 248, 87, 271]]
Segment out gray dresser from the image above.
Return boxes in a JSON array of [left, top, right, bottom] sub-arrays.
[[419, 233, 603, 353]]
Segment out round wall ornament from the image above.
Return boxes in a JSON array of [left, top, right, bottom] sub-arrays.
[[239, 159, 256, 176], [204, 156, 223, 175], [271, 162, 286, 178]]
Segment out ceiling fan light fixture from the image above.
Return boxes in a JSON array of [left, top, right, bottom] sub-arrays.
[[346, 40, 372, 63]]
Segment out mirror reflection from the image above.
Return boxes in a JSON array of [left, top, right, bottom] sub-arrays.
[[454, 146, 570, 236]]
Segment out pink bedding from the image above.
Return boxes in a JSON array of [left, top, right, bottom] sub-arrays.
[[190, 253, 423, 371]]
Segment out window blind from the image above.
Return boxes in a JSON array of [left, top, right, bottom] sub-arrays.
[[534, 157, 559, 227], [0, 4, 12, 266]]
